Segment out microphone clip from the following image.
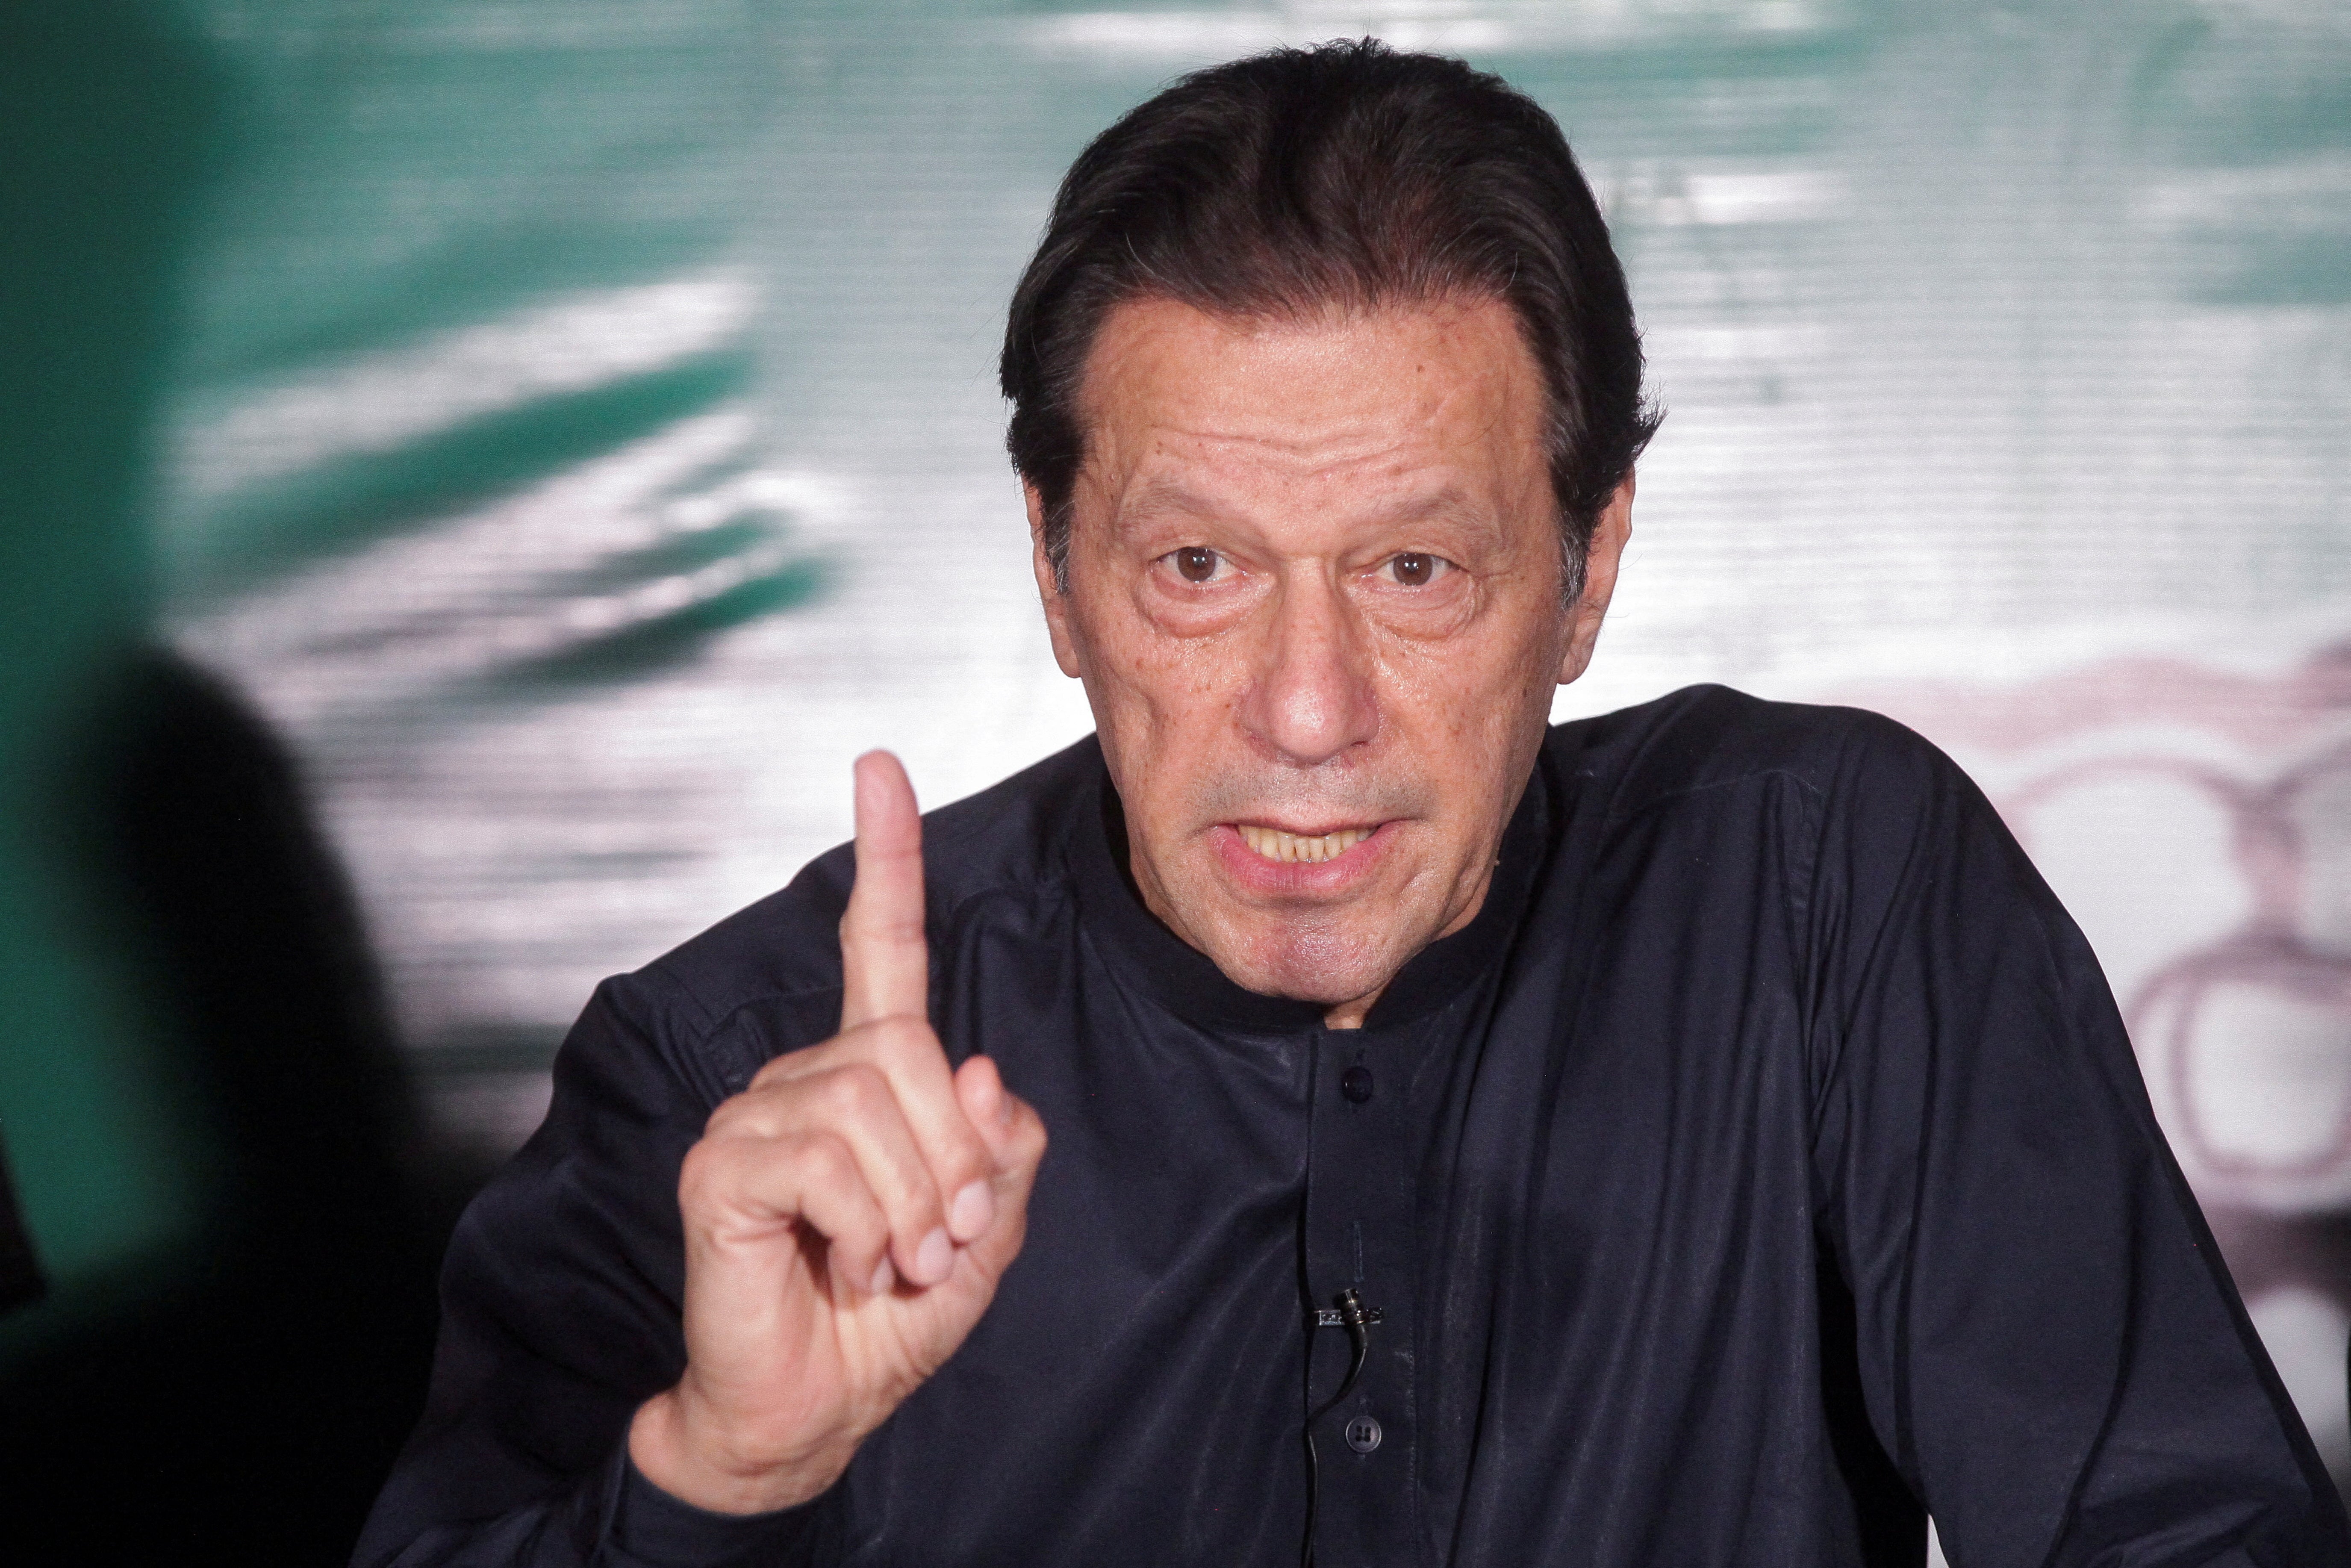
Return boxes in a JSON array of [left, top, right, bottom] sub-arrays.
[[1308, 1290, 1385, 1330]]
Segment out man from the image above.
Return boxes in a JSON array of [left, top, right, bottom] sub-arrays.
[[359, 42, 2348, 1567]]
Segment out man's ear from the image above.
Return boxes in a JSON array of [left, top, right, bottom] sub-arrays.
[[1026, 481, 1084, 679], [1557, 471, 1634, 686]]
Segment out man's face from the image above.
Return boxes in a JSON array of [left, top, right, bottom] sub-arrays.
[[1031, 295, 1629, 1025]]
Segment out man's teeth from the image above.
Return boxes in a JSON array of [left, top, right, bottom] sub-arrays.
[[1236, 824, 1373, 864]]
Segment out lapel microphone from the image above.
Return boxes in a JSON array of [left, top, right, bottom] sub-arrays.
[[1302, 1287, 1385, 1568]]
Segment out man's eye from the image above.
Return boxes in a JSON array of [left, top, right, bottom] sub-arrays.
[[1384, 552, 1449, 587], [1169, 546, 1223, 584]]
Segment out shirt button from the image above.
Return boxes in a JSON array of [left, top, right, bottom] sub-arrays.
[[1340, 1065, 1374, 1104], [1344, 1415, 1382, 1454]]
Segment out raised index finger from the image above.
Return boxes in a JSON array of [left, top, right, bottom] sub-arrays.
[[841, 750, 929, 1030]]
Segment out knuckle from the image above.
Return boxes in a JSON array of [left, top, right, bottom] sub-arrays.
[[889, 1159, 945, 1225], [868, 911, 925, 946], [754, 1037, 834, 1088], [804, 1146, 902, 1235], [941, 1122, 993, 1184], [704, 1093, 780, 1143], [818, 1061, 891, 1121], [793, 1130, 858, 1190], [792, 1137, 884, 1246], [871, 1014, 937, 1056]]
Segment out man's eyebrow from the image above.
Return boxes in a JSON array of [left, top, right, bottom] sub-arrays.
[[1375, 489, 1501, 533], [1117, 477, 1228, 523]]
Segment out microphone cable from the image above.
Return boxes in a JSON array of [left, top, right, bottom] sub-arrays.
[[1301, 1287, 1382, 1568]]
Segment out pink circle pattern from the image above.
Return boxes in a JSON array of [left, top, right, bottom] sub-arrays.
[[2003, 739, 2351, 1194]]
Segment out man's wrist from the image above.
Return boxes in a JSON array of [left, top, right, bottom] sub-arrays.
[[627, 1387, 852, 1517]]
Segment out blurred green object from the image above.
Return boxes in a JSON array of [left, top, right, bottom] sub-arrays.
[[0, 4, 803, 1555], [0, 2, 230, 1341]]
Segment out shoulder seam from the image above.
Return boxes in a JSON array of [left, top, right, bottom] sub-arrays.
[[637, 864, 1081, 1080], [1609, 765, 1827, 828]]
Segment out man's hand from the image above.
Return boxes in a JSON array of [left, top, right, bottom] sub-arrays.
[[628, 752, 1049, 1514]]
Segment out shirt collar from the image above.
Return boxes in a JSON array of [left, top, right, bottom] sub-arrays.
[[1065, 745, 1551, 1037]]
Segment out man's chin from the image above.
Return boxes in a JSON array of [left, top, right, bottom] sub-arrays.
[[1142, 853, 1437, 1008], [1205, 925, 1412, 1012]]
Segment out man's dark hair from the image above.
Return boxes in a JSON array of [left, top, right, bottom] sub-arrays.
[[1001, 38, 1659, 601]]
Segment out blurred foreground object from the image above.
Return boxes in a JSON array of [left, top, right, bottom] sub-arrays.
[[0, 650, 448, 1562], [0, 6, 445, 1556]]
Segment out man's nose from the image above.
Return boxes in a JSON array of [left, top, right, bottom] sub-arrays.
[[1239, 573, 1379, 767]]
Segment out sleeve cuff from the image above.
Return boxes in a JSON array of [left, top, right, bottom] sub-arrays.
[[593, 1443, 834, 1568]]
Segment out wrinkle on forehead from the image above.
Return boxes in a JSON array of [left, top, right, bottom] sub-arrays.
[[1074, 295, 1550, 542], [1115, 472, 1509, 555], [1080, 297, 1543, 452]]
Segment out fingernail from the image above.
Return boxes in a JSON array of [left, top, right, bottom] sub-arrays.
[[913, 1226, 953, 1286], [868, 1257, 895, 1297], [949, 1179, 995, 1242]]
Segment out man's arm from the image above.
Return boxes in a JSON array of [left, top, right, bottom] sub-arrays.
[[352, 970, 826, 1568], [1809, 715, 2350, 1566], [355, 755, 1046, 1566]]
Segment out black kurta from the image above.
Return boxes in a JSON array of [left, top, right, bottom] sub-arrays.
[[356, 686, 2349, 1567]]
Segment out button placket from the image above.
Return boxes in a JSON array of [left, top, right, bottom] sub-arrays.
[[1301, 1027, 1423, 1565]]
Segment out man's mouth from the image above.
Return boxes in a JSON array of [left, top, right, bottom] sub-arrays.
[[1234, 824, 1375, 864]]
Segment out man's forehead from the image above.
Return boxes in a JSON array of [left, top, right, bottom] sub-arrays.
[[1073, 294, 1549, 498], [1081, 294, 1538, 401]]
